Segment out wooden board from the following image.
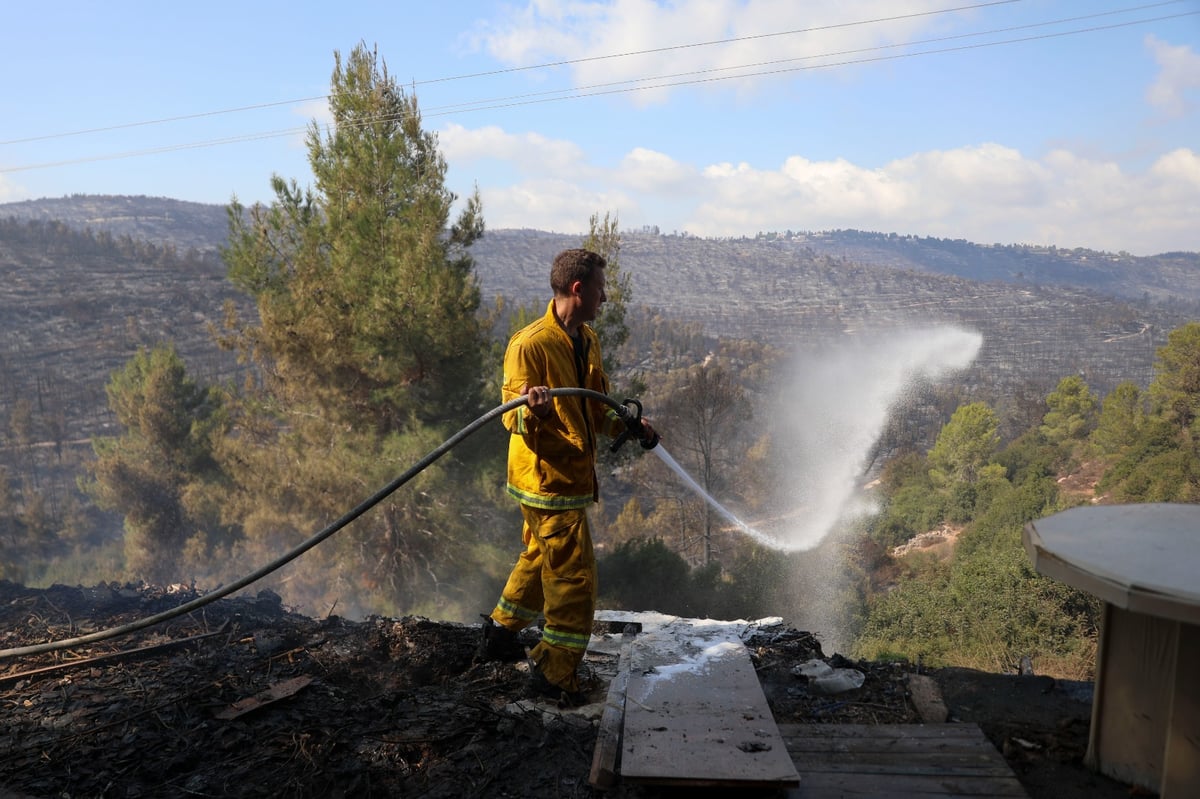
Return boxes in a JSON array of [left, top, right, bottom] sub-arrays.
[[780, 723, 1028, 798], [618, 620, 799, 787], [589, 637, 633, 789], [214, 675, 312, 720]]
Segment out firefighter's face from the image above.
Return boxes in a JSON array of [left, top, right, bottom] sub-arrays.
[[578, 268, 607, 322]]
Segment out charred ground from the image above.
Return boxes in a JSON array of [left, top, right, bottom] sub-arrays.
[[0, 582, 1130, 798]]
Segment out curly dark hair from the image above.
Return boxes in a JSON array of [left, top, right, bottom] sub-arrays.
[[550, 248, 606, 296]]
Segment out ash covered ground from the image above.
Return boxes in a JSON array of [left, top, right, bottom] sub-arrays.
[[0, 582, 1130, 798]]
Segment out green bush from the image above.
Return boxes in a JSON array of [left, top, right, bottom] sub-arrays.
[[598, 537, 691, 614], [596, 538, 793, 620]]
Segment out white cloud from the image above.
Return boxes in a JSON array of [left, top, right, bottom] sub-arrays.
[[1145, 35, 1200, 118], [680, 144, 1199, 254], [440, 122, 588, 175], [0, 174, 26, 203], [615, 147, 698, 192], [471, 0, 957, 104], [441, 122, 637, 230], [442, 113, 1199, 252], [1150, 147, 1200, 186], [295, 99, 332, 126], [479, 178, 635, 232]]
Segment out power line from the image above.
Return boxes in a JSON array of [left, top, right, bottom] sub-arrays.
[[450, 11, 1197, 115], [0, 96, 329, 147], [416, 4, 1195, 117], [2, 0, 1022, 147], [1, 4, 1192, 174], [415, 0, 1027, 84]]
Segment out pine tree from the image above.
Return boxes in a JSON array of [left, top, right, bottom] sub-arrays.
[[1149, 321, 1200, 434], [216, 43, 498, 615], [85, 345, 223, 583], [928, 402, 1000, 486], [224, 44, 486, 433], [583, 211, 630, 376], [1039, 375, 1096, 446]]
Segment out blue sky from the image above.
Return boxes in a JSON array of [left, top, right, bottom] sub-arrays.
[[2, 0, 1197, 255]]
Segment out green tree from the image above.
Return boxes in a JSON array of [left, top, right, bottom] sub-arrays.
[[84, 345, 223, 583], [1089, 381, 1145, 458], [583, 211, 631, 377], [1096, 324, 1200, 501], [869, 452, 946, 549], [857, 427, 1097, 676], [1039, 375, 1096, 446], [1149, 322, 1200, 434], [598, 537, 691, 613], [927, 402, 1000, 486], [216, 43, 497, 615], [224, 45, 486, 433]]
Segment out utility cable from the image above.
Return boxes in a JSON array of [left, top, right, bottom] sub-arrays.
[[0, 388, 642, 661], [2, 7, 1190, 175], [1, 6, 1191, 176], [0, 0, 1021, 147], [0, 1, 1185, 155]]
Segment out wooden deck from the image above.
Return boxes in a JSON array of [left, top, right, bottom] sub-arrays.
[[587, 612, 1028, 797], [780, 723, 1029, 798]]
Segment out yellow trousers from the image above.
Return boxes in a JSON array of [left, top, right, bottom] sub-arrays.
[[490, 505, 595, 691]]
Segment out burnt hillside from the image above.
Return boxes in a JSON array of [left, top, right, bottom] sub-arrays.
[[0, 196, 1195, 491]]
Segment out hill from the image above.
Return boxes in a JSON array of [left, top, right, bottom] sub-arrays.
[[7, 195, 1194, 409], [1, 195, 1196, 553], [0, 195, 230, 253], [6, 195, 1196, 304]]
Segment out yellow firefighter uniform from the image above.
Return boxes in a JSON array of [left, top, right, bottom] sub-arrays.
[[490, 301, 625, 691]]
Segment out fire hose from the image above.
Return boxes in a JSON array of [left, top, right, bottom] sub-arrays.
[[0, 388, 657, 661]]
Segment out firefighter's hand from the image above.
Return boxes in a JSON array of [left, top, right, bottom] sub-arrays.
[[523, 384, 552, 418]]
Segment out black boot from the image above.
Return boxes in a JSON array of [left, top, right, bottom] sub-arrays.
[[475, 615, 526, 663], [527, 666, 589, 707]]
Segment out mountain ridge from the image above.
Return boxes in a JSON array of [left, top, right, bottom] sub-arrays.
[[2, 193, 1196, 303]]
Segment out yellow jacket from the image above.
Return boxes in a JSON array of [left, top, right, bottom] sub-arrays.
[[503, 302, 625, 509]]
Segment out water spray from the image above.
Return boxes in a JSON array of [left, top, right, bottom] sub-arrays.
[[770, 326, 983, 552], [651, 446, 778, 548], [610, 396, 777, 547]]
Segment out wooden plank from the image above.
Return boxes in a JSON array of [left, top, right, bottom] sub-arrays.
[[789, 761, 1020, 778], [619, 620, 799, 787], [781, 724, 999, 755], [787, 772, 1028, 797], [796, 748, 1012, 767], [780, 723, 994, 741], [589, 637, 633, 790], [214, 675, 312, 720], [1088, 603, 1174, 788], [1163, 620, 1200, 799], [1025, 505, 1200, 609], [781, 723, 1028, 799], [783, 725, 1007, 752]]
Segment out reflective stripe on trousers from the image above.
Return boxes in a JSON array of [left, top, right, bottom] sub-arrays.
[[490, 505, 595, 692]]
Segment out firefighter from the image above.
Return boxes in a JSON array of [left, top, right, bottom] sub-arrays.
[[478, 248, 656, 705]]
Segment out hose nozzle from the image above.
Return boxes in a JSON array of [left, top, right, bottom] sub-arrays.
[[610, 398, 659, 452]]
